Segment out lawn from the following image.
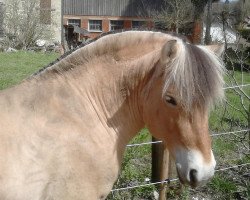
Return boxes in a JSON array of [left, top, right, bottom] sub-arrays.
[[0, 51, 59, 90], [0, 51, 249, 199]]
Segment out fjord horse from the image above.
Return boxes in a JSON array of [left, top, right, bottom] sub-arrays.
[[0, 31, 224, 200]]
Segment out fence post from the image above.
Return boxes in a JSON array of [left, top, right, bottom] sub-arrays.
[[248, 104, 250, 149], [151, 137, 170, 200]]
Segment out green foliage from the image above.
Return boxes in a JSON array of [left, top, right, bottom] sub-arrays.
[[213, 137, 236, 159], [236, 154, 250, 165], [209, 175, 237, 198], [179, 186, 190, 200], [225, 47, 250, 71], [239, 29, 250, 42]]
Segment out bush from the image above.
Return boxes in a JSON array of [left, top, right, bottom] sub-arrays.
[[225, 47, 250, 71], [239, 29, 250, 42]]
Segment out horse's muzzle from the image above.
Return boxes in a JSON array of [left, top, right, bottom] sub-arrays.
[[175, 148, 216, 188]]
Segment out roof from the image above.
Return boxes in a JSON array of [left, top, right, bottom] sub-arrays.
[[71, 25, 90, 35], [63, 0, 164, 17]]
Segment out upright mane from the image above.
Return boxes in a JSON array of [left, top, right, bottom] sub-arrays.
[[162, 40, 225, 111], [31, 29, 186, 77], [30, 30, 224, 112]]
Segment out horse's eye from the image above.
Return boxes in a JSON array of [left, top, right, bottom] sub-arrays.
[[165, 95, 177, 106]]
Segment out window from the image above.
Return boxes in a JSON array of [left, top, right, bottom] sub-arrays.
[[132, 21, 146, 29], [40, 0, 51, 25], [68, 19, 81, 27], [89, 20, 102, 32], [110, 20, 124, 31]]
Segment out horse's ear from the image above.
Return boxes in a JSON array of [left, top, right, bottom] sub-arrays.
[[206, 44, 224, 57], [160, 40, 178, 64]]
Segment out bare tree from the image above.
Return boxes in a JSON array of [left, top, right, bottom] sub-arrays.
[[0, 2, 4, 37], [204, 0, 212, 44], [3, 0, 55, 49], [152, 0, 194, 34], [191, 0, 209, 44], [222, 40, 250, 154], [215, 1, 250, 154], [240, 0, 250, 21]]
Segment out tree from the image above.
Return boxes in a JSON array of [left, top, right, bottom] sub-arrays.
[[3, 0, 54, 49], [212, 1, 242, 50], [204, 0, 212, 44], [190, 0, 209, 44], [240, 0, 250, 21], [152, 0, 194, 34], [0, 2, 4, 37], [238, 0, 250, 42]]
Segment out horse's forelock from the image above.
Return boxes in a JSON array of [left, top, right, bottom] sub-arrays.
[[162, 41, 225, 112]]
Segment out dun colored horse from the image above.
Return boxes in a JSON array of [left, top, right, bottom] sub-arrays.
[[0, 31, 224, 200]]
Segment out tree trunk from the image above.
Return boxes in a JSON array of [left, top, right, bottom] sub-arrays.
[[222, 11, 228, 51], [204, 0, 212, 45], [192, 20, 203, 44], [191, 0, 208, 44], [248, 104, 250, 149]]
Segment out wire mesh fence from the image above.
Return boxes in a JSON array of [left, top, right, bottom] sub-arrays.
[[108, 83, 250, 199]]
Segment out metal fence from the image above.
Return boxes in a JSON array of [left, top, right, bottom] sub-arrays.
[[110, 84, 250, 196]]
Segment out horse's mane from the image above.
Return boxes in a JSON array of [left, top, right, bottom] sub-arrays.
[[32, 29, 187, 76], [162, 40, 225, 111], [31, 29, 224, 112]]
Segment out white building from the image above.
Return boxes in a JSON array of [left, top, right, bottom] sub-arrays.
[[203, 23, 237, 44]]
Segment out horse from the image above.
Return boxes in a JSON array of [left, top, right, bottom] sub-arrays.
[[0, 30, 225, 200]]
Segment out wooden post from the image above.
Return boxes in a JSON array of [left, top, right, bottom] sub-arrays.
[[248, 104, 250, 149], [151, 137, 170, 200]]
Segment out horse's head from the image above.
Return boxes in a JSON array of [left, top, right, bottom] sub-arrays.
[[142, 39, 224, 188]]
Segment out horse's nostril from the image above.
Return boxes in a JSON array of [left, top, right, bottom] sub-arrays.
[[189, 169, 198, 186]]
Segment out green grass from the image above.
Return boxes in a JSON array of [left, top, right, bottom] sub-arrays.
[[209, 71, 250, 131], [108, 128, 154, 199], [213, 137, 237, 158], [209, 174, 238, 199], [207, 71, 249, 200], [0, 51, 59, 90]]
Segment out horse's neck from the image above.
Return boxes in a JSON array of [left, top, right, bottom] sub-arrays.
[[75, 48, 161, 145], [23, 32, 163, 144]]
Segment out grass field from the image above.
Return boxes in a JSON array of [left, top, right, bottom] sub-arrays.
[[0, 51, 249, 199], [0, 51, 59, 90]]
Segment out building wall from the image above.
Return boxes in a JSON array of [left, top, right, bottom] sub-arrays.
[[51, 0, 62, 43], [63, 0, 157, 40], [64, 15, 153, 39]]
